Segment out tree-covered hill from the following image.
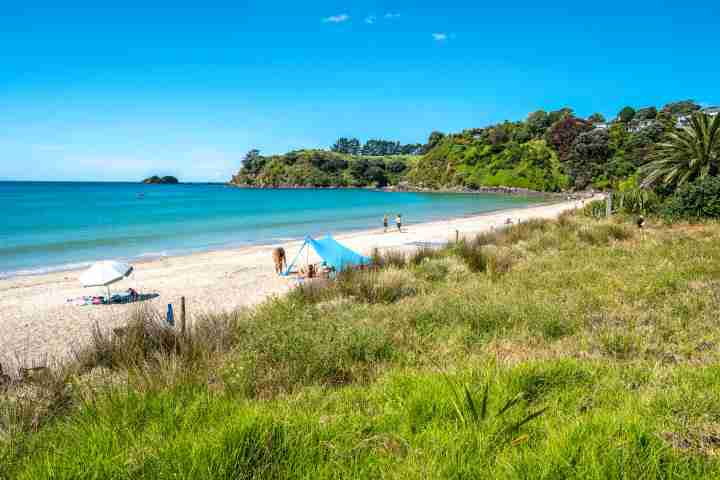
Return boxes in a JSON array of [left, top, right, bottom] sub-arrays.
[[142, 175, 179, 184], [230, 99, 709, 192], [230, 148, 419, 188]]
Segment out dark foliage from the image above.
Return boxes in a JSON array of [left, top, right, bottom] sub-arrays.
[[662, 176, 720, 220], [617, 106, 636, 123], [143, 175, 179, 184], [588, 113, 606, 124], [661, 100, 701, 117], [350, 158, 388, 186], [332, 137, 423, 156], [545, 116, 592, 161], [331, 137, 361, 155], [635, 107, 658, 121], [567, 129, 611, 189]]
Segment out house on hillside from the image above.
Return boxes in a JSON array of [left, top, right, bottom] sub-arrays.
[[677, 106, 720, 128], [627, 119, 656, 133]]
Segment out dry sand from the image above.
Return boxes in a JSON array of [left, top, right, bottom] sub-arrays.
[[0, 198, 592, 367]]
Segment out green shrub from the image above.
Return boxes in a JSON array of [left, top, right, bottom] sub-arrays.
[[236, 298, 395, 396], [414, 258, 450, 282], [502, 218, 551, 244], [485, 247, 515, 275], [578, 223, 632, 245], [471, 219, 550, 248], [337, 268, 419, 304], [617, 188, 661, 215], [556, 210, 577, 229], [370, 248, 407, 268], [453, 241, 489, 273], [662, 176, 720, 221], [289, 267, 419, 305], [287, 278, 335, 304], [409, 246, 441, 266], [583, 199, 607, 218]]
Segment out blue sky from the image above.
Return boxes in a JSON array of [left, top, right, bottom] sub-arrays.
[[1, 1, 719, 182]]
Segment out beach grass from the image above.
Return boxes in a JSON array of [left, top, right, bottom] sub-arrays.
[[3, 213, 720, 478]]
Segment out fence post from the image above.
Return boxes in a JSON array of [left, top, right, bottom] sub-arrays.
[[455, 230, 459, 243], [180, 296, 186, 336], [606, 191, 613, 217]]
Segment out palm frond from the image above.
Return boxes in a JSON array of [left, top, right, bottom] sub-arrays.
[[640, 112, 720, 190]]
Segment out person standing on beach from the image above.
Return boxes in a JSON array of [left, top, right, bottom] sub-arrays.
[[396, 214, 402, 232], [272, 247, 286, 275], [383, 214, 388, 233]]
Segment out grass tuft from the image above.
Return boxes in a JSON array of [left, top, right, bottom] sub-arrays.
[[6, 213, 720, 478]]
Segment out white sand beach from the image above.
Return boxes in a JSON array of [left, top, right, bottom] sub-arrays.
[[0, 198, 592, 366]]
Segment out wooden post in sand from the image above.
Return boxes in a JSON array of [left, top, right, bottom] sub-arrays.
[[606, 191, 613, 217], [455, 230, 459, 243], [180, 296, 186, 336]]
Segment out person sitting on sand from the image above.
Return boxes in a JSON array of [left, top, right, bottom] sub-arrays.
[[309, 264, 316, 278], [396, 214, 402, 232], [383, 214, 389, 233], [300, 263, 316, 279], [320, 261, 334, 278]]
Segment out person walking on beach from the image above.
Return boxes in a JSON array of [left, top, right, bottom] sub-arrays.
[[383, 214, 389, 233], [396, 214, 402, 232]]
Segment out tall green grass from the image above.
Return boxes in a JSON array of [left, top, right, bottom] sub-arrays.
[[4, 214, 720, 478]]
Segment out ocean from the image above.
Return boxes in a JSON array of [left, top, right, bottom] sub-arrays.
[[0, 182, 544, 278]]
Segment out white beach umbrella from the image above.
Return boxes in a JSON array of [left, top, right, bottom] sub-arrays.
[[80, 261, 134, 299]]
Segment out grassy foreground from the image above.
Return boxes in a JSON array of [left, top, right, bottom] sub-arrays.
[[3, 213, 720, 478]]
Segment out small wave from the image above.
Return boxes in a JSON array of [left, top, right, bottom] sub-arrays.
[[136, 251, 170, 259], [0, 261, 94, 280]]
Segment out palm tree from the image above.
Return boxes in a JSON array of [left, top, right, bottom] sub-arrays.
[[640, 112, 720, 189]]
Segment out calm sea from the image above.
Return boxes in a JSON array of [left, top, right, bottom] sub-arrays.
[[0, 182, 543, 278]]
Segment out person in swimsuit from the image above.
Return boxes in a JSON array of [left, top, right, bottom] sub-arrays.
[[383, 214, 389, 232], [272, 247, 286, 275], [396, 214, 402, 232]]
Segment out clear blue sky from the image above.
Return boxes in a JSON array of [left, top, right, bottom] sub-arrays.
[[2, 1, 718, 181]]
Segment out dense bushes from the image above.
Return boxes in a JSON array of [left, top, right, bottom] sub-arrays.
[[407, 132, 570, 191], [616, 188, 661, 215], [232, 149, 417, 188], [662, 176, 720, 220]]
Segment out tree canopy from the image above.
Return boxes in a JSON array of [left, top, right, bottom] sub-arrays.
[[640, 113, 720, 190], [232, 99, 710, 194]]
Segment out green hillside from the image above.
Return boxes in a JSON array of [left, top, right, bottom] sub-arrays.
[[231, 100, 707, 193], [231, 149, 420, 188]]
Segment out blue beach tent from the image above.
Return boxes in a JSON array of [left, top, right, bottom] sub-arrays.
[[284, 235, 371, 276]]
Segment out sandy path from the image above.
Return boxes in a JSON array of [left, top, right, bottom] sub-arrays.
[[0, 198, 591, 366]]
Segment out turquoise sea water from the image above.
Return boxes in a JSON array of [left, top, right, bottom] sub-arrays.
[[0, 182, 543, 278]]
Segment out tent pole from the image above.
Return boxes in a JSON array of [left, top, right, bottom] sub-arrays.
[[284, 241, 307, 276]]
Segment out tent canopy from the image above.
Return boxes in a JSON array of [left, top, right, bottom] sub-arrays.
[[284, 235, 370, 276]]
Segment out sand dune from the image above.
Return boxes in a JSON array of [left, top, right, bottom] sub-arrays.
[[0, 198, 593, 367]]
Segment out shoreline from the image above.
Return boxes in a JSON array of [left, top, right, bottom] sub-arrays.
[[1, 195, 563, 281], [229, 181, 595, 199], [0, 196, 598, 366]]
